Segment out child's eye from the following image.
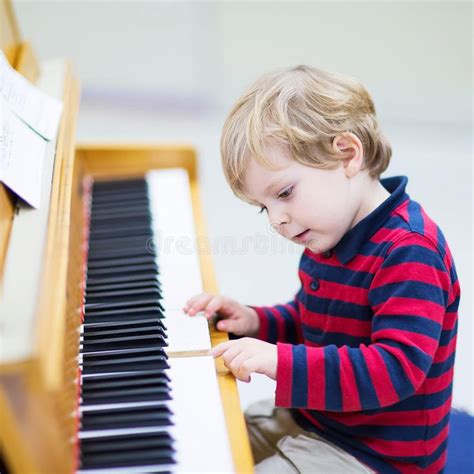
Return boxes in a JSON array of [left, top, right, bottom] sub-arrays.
[[258, 206, 267, 214], [278, 186, 294, 199]]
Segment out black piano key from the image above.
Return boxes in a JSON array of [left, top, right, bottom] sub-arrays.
[[82, 358, 169, 374], [87, 235, 152, 250], [84, 297, 163, 314], [85, 286, 161, 298], [92, 184, 147, 195], [91, 191, 148, 198], [83, 319, 166, 333], [90, 217, 152, 232], [85, 286, 161, 299], [89, 227, 153, 240], [89, 219, 152, 231], [90, 218, 152, 231], [82, 373, 170, 390], [85, 301, 164, 312], [81, 405, 173, 430], [86, 272, 158, 287], [85, 301, 164, 316], [82, 370, 171, 389], [83, 333, 167, 347], [91, 197, 150, 211], [91, 209, 151, 221], [81, 431, 174, 453], [83, 325, 166, 340], [87, 242, 153, 255], [87, 236, 156, 252], [88, 250, 156, 264], [89, 211, 150, 222], [92, 189, 148, 201], [80, 349, 168, 364], [86, 280, 160, 294], [82, 346, 167, 360], [87, 263, 158, 277], [81, 334, 167, 352], [81, 348, 169, 374], [89, 204, 150, 217], [87, 256, 157, 270], [88, 225, 152, 238], [86, 284, 161, 297], [82, 325, 162, 337], [90, 204, 152, 216], [81, 385, 172, 405], [82, 386, 171, 405], [81, 376, 171, 392], [92, 178, 147, 189], [81, 447, 175, 469], [83, 310, 164, 324]]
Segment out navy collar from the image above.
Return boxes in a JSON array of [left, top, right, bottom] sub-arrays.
[[333, 176, 409, 265]]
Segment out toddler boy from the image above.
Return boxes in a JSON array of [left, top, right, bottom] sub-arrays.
[[184, 65, 459, 473]]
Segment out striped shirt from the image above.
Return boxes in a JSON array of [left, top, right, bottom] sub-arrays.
[[252, 176, 460, 473]]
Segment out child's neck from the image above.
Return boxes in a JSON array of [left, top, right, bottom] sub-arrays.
[[351, 179, 391, 229]]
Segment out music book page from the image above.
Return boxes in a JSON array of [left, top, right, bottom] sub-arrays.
[[0, 50, 62, 141], [0, 97, 47, 208]]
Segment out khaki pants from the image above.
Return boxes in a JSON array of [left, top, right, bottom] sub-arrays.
[[245, 399, 374, 473]]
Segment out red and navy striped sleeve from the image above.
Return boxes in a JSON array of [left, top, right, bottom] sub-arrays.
[[250, 291, 304, 345], [275, 233, 452, 411]]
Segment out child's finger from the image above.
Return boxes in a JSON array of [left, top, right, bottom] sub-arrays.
[[183, 292, 206, 309], [203, 295, 228, 318], [216, 318, 241, 333], [237, 356, 259, 383], [186, 293, 214, 315], [183, 295, 202, 313], [220, 344, 243, 368], [209, 340, 236, 357], [228, 351, 250, 381], [184, 292, 214, 309]]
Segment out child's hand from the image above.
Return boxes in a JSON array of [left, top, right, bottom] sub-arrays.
[[209, 338, 277, 383], [183, 293, 259, 337]]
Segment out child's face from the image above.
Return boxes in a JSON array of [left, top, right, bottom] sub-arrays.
[[242, 143, 363, 254]]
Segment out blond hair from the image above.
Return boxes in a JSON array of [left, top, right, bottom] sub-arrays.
[[221, 65, 392, 202]]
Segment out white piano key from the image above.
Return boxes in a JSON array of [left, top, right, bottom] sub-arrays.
[[165, 356, 235, 472], [78, 464, 175, 474], [147, 169, 210, 352], [79, 400, 170, 412], [79, 426, 171, 439], [163, 309, 210, 354]]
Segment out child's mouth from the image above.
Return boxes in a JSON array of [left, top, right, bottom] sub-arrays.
[[295, 229, 311, 242]]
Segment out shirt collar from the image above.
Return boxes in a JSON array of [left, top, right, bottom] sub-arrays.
[[333, 176, 409, 265]]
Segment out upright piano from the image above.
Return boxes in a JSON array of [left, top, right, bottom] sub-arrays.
[[0, 1, 253, 472]]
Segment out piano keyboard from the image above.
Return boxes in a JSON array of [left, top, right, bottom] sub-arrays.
[[77, 172, 233, 473]]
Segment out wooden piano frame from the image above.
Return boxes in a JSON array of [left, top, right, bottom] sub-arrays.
[[0, 1, 253, 472]]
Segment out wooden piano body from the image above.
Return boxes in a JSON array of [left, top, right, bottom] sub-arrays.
[[0, 1, 253, 472]]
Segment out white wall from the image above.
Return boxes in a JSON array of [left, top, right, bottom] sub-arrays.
[[14, 0, 473, 411], [15, 1, 471, 123]]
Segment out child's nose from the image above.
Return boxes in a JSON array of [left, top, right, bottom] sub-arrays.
[[268, 212, 291, 233]]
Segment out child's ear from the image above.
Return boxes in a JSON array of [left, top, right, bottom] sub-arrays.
[[332, 133, 364, 178]]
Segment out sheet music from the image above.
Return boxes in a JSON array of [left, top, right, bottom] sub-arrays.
[[0, 50, 62, 141], [0, 97, 47, 208]]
